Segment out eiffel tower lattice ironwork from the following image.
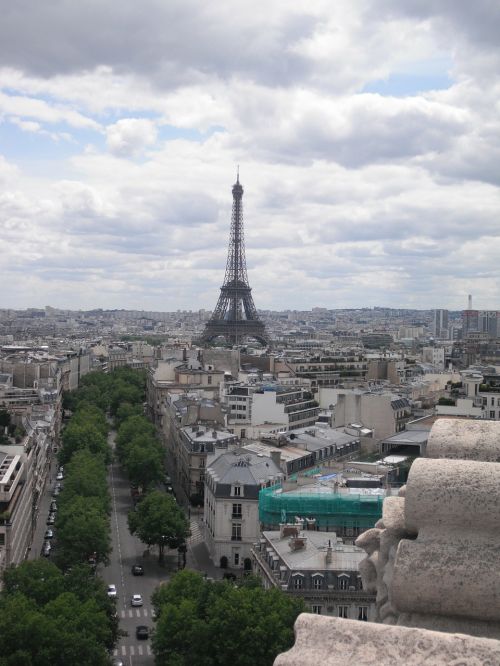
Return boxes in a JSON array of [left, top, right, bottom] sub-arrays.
[[201, 174, 269, 346]]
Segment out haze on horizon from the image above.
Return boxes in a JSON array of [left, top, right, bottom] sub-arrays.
[[0, 1, 499, 313]]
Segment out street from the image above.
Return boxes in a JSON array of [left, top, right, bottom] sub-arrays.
[[102, 430, 172, 666]]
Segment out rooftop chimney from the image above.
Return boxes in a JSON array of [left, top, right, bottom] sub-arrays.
[[270, 450, 281, 469], [325, 539, 332, 564]]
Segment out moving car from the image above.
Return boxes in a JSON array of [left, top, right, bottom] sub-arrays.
[[131, 594, 143, 607], [136, 626, 149, 640], [44, 529, 54, 540], [107, 584, 117, 598], [131, 564, 144, 576]]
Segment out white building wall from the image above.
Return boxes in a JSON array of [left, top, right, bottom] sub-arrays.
[[205, 491, 260, 568], [251, 392, 287, 427]]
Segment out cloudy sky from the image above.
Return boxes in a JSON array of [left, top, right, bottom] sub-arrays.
[[0, 1, 499, 312]]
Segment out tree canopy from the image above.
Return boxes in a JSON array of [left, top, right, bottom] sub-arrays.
[[0, 561, 118, 666], [151, 570, 305, 666], [128, 490, 189, 562]]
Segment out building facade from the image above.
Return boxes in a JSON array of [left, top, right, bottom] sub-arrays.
[[204, 449, 282, 569], [252, 525, 376, 619]]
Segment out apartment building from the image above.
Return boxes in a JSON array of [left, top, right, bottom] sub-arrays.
[[204, 449, 282, 569], [252, 524, 376, 619]]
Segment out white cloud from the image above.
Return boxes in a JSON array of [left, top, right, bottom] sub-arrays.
[[105, 118, 158, 157]]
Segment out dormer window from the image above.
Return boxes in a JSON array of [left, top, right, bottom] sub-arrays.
[[233, 485, 242, 497]]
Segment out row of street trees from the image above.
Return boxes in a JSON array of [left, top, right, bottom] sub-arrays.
[[0, 368, 148, 664]]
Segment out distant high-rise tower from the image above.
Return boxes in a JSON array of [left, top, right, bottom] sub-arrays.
[[433, 309, 449, 338], [468, 294, 473, 310], [200, 174, 269, 346]]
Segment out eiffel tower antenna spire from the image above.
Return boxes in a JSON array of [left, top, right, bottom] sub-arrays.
[[200, 175, 269, 347]]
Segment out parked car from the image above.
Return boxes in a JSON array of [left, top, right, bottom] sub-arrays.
[[55, 482, 62, 491], [44, 529, 54, 540], [131, 564, 144, 576], [59, 465, 64, 473], [52, 488, 60, 497], [50, 501, 57, 512], [46, 514, 55, 525], [136, 625, 149, 640], [56, 472, 64, 481], [131, 594, 143, 607], [107, 584, 117, 598], [42, 542, 51, 557]]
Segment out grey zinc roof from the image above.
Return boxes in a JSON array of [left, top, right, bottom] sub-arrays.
[[262, 530, 365, 572], [208, 449, 282, 486]]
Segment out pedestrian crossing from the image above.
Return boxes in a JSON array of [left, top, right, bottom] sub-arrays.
[[188, 519, 204, 546], [119, 608, 153, 619], [114, 645, 152, 657]]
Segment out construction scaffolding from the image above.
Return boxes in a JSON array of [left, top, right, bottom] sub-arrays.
[[259, 485, 384, 532]]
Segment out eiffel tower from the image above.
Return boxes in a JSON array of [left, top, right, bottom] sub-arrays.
[[200, 173, 269, 346]]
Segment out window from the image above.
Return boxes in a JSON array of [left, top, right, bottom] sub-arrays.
[[234, 552, 240, 565], [311, 605, 322, 614], [357, 577, 363, 590], [232, 524, 242, 541], [490, 411, 495, 419], [293, 577, 303, 590], [199, 458, 205, 468], [358, 606, 368, 621], [338, 606, 349, 618], [232, 503, 242, 518], [313, 577, 322, 590], [208, 375, 212, 385], [233, 485, 241, 497], [338, 576, 349, 590]]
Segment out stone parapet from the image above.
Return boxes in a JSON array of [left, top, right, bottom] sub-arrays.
[[274, 614, 500, 665], [426, 418, 500, 461], [354, 418, 500, 638]]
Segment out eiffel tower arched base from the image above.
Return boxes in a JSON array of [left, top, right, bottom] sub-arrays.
[[200, 319, 269, 347]]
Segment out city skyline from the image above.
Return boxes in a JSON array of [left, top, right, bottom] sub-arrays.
[[1, 2, 500, 312]]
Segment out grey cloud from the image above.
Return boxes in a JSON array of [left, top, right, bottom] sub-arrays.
[[0, 2, 317, 87]]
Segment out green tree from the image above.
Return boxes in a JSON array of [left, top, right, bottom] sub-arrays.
[[0, 561, 117, 665], [2, 559, 64, 607], [62, 449, 110, 514], [55, 496, 111, 569], [128, 490, 189, 563], [60, 422, 109, 465], [115, 401, 143, 427], [124, 439, 164, 491], [0, 409, 11, 428], [151, 570, 305, 666]]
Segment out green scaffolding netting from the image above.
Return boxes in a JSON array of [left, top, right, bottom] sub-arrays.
[[259, 485, 384, 530]]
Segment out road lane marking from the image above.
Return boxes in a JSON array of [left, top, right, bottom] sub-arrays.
[[121, 646, 126, 656], [130, 646, 135, 656], [138, 646, 143, 655]]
